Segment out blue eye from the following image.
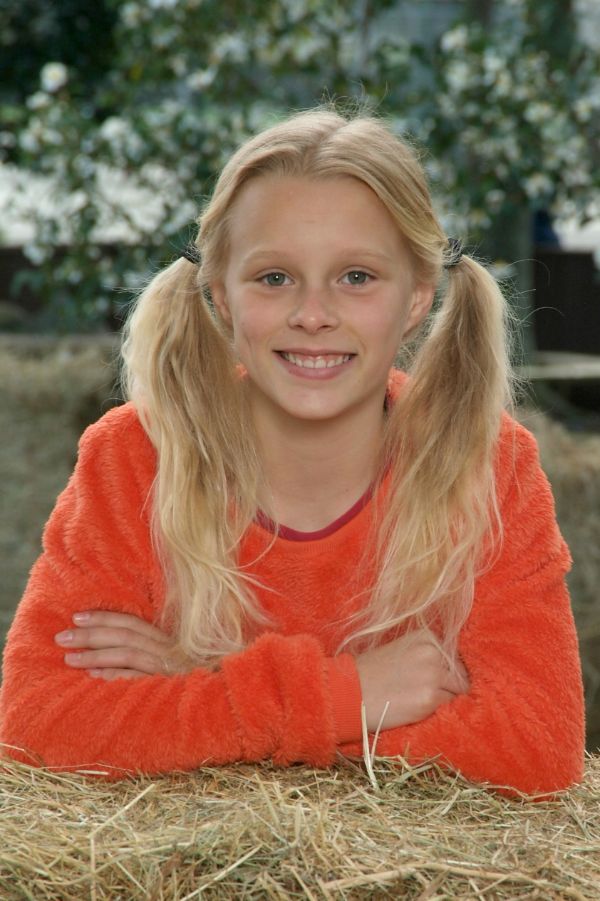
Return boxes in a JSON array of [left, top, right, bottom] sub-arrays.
[[344, 270, 370, 285], [262, 272, 289, 286]]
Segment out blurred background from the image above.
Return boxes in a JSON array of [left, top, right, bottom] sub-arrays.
[[1, 0, 599, 749]]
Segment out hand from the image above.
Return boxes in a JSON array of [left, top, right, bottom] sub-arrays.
[[54, 611, 194, 680], [355, 630, 470, 732]]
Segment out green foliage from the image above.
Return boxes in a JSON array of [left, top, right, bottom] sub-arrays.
[[418, 3, 600, 248], [2, 0, 599, 331], [0, 0, 117, 113]]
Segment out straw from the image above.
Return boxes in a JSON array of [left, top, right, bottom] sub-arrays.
[[1, 751, 598, 900]]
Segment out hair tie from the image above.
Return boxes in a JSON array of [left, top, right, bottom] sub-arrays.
[[444, 238, 463, 269], [181, 243, 202, 265]]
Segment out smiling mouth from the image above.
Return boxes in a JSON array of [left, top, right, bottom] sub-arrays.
[[278, 352, 354, 369]]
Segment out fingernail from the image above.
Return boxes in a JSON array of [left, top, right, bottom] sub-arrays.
[[87, 669, 103, 678], [73, 612, 90, 625], [64, 652, 82, 664], [55, 630, 74, 644]]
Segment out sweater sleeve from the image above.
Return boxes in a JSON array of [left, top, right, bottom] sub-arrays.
[[0, 406, 339, 775], [339, 419, 586, 797]]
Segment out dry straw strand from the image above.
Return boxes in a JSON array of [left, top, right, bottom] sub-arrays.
[[1, 755, 599, 899]]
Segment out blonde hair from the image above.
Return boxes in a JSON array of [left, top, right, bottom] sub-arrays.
[[120, 107, 516, 673]]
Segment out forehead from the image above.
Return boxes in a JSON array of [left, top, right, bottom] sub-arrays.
[[226, 174, 407, 257]]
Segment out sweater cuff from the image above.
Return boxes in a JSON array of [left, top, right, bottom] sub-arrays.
[[325, 654, 364, 744]]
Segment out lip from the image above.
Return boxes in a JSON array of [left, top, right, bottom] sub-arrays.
[[275, 348, 355, 355], [275, 349, 355, 380]]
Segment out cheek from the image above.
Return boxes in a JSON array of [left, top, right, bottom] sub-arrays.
[[229, 306, 271, 356], [359, 301, 408, 346]]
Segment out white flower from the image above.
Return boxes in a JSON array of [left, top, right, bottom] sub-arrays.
[[213, 34, 248, 64], [292, 33, 327, 64], [23, 243, 48, 265], [523, 102, 552, 125], [170, 54, 187, 76], [513, 84, 533, 102], [153, 27, 177, 49], [19, 124, 41, 153], [27, 91, 51, 111], [40, 62, 68, 93], [483, 49, 504, 79], [121, 3, 143, 26], [187, 68, 216, 91], [445, 60, 472, 93], [74, 155, 96, 178], [502, 135, 520, 163], [491, 71, 512, 97], [573, 97, 593, 121], [99, 116, 144, 161], [440, 25, 469, 53], [486, 189, 506, 209], [281, 0, 308, 24], [100, 116, 128, 142], [524, 173, 553, 199], [0, 131, 17, 149], [463, 102, 480, 117], [461, 126, 480, 147]]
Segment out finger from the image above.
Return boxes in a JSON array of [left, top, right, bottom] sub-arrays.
[[56, 625, 162, 655], [64, 647, 165, 674], [87, 668, 147, 681], [71, 611, 171, 644]]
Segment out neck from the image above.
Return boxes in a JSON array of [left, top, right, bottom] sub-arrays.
[[251, 397, 386, 531]]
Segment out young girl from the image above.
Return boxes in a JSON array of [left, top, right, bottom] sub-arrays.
[[0, 108, 585, 796]]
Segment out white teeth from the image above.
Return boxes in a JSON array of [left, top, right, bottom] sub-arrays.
[[281, 352, 351, 369]]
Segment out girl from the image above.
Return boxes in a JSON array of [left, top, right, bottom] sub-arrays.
[[0, 108, 585, 795]]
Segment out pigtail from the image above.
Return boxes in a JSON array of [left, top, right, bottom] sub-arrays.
[[398, 254, 515, 482], [120, 257, 269, 666], [339, 254, 517, 671]]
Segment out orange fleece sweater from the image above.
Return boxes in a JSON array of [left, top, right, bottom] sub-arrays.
[[0, 374, 585, 794]]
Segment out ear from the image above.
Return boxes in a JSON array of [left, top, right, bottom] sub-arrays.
[[403, 283, 435, 337], [210, 281, 232, 325]]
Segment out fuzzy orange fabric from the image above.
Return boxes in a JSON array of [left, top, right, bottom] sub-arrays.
[[0, 372, 585, 795]]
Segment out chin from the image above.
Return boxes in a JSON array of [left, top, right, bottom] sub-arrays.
[[281, 402, 351, 422]]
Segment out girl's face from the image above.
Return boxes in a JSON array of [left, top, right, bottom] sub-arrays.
[[212, 174, 433, 426]]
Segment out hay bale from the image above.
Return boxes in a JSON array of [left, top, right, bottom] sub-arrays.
[[0, 753, 598, 899], [0, 334, 121, 637], [518, 408, 600, 753]]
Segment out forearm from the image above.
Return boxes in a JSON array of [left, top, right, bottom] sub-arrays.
[[1, 586, 340, 775], [339, 575, 585, 796]]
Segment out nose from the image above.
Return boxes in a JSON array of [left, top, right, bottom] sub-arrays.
[[287, 285, 340, 333]]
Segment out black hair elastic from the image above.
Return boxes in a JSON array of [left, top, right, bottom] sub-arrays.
[[181, 243, 202, 265], [444, 237, 463, 269]]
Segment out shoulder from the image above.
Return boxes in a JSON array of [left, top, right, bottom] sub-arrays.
[[39, 401, 159, 564], [388, 367, 544, 498], [492, 410, 571, 571], [494, 410, 546, 506], [75, 400, 157, 489], [387, 368, 541, 470], [79, 400, 146, 444], [79, 401, 153, 453]]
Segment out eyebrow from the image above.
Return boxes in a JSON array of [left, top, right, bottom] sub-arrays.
[[241, 249, 395, 264]]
